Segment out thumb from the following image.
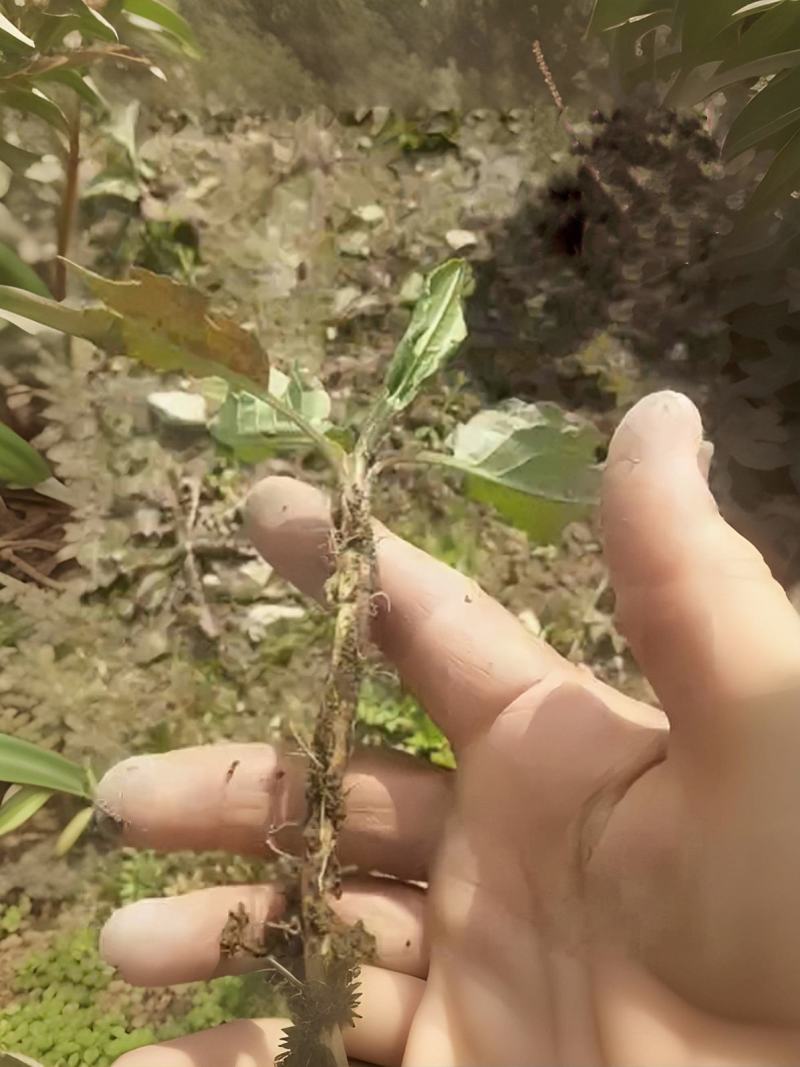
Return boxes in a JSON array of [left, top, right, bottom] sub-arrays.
[[602, 391, 800, 742]]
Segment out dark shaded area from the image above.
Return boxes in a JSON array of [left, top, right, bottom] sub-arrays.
[[464, 100, 734, 400]]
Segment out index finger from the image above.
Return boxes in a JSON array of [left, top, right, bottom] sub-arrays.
[[246, 477, 567, 747]]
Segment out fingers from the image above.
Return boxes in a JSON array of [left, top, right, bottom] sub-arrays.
[[100, 878, 428, 984], [603, 391, 800, 737], [111, 964, 424, 1067], [95, 743, 450, 882], [246, 477, 567, 746]]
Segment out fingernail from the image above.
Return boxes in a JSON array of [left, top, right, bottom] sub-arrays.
[[610, 391, 703, 465], [95, 755, 160, 829]]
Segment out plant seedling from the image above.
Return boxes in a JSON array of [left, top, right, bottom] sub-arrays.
[[0, 258, 599, 1063]]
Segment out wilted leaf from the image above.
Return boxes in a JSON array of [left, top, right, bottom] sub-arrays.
[[0, 785, 53, 837], [1, 46, 155, 85], [123, 0, 201, 56], [433, 401, 602, 543], [383, 259, 472, 414], [55, 804, 94, 856], [210, 368, 332, 460], [0, 733, 91, 798], [0, 242, 51, 297], [0, 422, 51, 487], [68, 263, 270, 389]]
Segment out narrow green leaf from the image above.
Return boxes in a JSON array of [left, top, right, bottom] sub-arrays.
[[0, 242, 51, 298], [588, 0, 668, 33], [745, 124, 800, 213], [717, 2, 800, 74], [0, 87, 69, 135], [0, 422, 51, 487], [38, 70, 107, 112], [0, 734, 91, 798], [382, 259, 472, 414], [0, 283, 121, 343], [0, 138, 39, 173], [733, 0, 785, 14], [431, 401, 602, 543], [677, 0, 744, 54], [724, 69, 800, 157], [55, 804, 94, 856], [0, 13, 35, 51], [0, 786, 53, 837], [122, 0, 201, 55], [71, 0, 120, 41]]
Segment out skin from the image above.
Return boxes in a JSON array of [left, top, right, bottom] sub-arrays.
[[95, 390, 800, 1066]]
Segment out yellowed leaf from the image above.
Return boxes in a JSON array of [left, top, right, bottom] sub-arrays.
[[67, 262, 269, 388]]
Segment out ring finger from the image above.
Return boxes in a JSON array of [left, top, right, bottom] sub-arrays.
[[100, 877, 429, 985]]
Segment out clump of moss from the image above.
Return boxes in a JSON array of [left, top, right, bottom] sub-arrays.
[[0, 928, 276, 1067]]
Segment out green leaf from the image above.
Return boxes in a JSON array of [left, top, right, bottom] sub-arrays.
[[0, 12, 35, 51], [382, 259, 472, 414], [0, 283, 120, 343], [35, 10, 116, 50], [0, 138, 39, 173], [0, 785, 53, 837], [70, 0, 120, 41], [0, 422, 51, 487], [38, 69, 107, 112], [588, 0, 669, 33], [724, 68, 800, 157], [733, 0, 785, 14], [0, 242, 51, 298], [717, 3, 800, 75], [0, 734, 91, 798], [433, 401, 602, 543], [677, 0, 744, 54], [67, 262, 270, 390], [210, 368, 332, 460], [745, 124, 800, 213], [0, 87, 68, 135], [122, 0, 201, 55], [55, 804, 94, 856]]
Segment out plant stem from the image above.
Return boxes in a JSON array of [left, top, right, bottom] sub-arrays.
[[254, 388, 344, 478], [55, 101, 82, 303], [274, 441, 377, 1066], [299, 454, 374, 1065]]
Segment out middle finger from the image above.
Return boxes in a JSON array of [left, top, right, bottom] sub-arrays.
[[96, 742, 451, 883]]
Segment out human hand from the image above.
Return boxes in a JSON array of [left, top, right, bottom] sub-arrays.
[[97, 391, 800, 1066]]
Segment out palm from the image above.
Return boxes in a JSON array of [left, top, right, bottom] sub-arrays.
[[98, 393, 800, 1067]]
